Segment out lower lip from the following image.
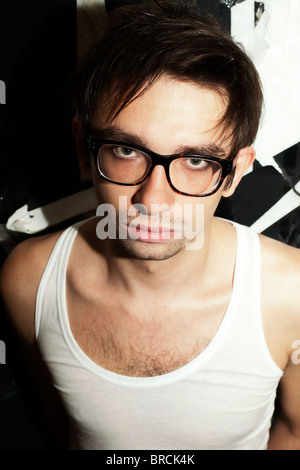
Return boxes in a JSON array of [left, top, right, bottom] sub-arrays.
[[126, 225, 178, 243]]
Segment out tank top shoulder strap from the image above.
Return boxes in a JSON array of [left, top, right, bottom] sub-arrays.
[[234, 220, 260, 271], [35, 219, 87, 338], [231, 220, 261, 312]]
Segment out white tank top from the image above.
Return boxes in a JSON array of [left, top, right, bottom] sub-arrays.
[[35, 219, 283, 450]]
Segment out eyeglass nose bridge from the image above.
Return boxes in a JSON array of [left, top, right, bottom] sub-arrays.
[[140, 150, 177, 186]]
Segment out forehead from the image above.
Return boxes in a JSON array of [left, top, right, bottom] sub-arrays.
[[92, 76, 229, 154]]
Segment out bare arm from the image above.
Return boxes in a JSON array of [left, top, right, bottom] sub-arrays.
[[0, 235, 69, 448], [268, 362, 300, 450]]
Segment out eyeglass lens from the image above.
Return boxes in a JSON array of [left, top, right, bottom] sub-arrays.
[[98, 144, 222, 196]]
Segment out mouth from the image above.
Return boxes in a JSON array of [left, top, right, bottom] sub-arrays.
[[126, 223, 180, 242]]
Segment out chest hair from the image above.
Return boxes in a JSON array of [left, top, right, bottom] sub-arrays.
[[71, 305, 219, 377]]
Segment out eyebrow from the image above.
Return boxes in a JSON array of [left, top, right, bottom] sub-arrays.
[[91, 125, 228, 158], [92, 126, 147, 148]]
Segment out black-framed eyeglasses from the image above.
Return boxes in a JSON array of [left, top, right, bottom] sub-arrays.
[[87, 136, 235, 197]]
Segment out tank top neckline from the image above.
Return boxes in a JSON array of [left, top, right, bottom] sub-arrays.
[[56, 219, 243, 388]]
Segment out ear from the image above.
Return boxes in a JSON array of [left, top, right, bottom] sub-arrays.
[[72, 116, 92, 175], [222, 146, 256, 198]]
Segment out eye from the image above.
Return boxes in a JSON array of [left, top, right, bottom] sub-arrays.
[[184, 158, 209, 170], [113, 146, 139, 158]]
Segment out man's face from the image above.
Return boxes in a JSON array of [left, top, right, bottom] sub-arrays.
[[90, 76, 233, 261]]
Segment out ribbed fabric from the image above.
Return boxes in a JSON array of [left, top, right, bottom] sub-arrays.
[[35, 219, 283, 450]]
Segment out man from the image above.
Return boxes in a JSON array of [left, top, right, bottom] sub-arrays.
[[1, 1, 300, 450]]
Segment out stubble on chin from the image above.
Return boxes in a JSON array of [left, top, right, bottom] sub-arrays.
[[113, 236, 186, 261]]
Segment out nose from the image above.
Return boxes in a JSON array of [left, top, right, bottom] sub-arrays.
[[131, 165, 175, 214]]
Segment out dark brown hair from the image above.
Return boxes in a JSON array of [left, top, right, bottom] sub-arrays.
[[72, 0, 263, 158]]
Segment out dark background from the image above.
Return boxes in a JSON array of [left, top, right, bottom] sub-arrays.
[[0, 0, 299, 449], [0, 0, 78, 449]]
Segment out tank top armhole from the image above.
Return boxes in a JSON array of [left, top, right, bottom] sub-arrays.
[[229, 220, 283, 377]]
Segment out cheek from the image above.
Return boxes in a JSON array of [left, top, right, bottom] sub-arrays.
[[190, 193, 222, 229], [92, 173, 136, 208]]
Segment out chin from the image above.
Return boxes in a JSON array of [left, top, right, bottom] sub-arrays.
[[115, 238, 187, 261]]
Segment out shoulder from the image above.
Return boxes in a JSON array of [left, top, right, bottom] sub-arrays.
[[0, 230, 63, 343], [259, 233, 300, 291]]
